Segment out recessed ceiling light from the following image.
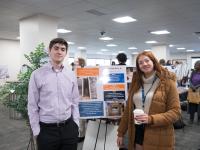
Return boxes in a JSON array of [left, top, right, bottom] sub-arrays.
[[101, 49, 109, 51], [118, 51, 125, 53], [113, 16, 137, 23], [78, 47, 86, 50], [68, 42, 75, 45], [144, 49, 151, 51], [128, 47, 137, 50], [150, 30, 170, 35], [99, 36, 113, 41], [132, 52, 139, 55], [169, 44, 174, 47], [106, 44, 117, 47], [177, 47, 185, 50], [145, 41, 157, 44], [57, 29, 72, 33], [186, 49, 194, 52]]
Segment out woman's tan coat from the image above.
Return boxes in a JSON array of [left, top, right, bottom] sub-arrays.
[[117, 71, 181, 150]]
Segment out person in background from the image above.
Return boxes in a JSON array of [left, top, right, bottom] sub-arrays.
[[187, 60, 200, 125], [166, 60, 172, 66], [117, 51, 181, 150], [28, 38, 80, 150], [78, 58, 86, 68], [111, 61, 116, 65], [116, 53, 127, 65], [159, 58, 166, 66]]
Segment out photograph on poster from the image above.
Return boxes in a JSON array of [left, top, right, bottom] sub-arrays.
[[105, 101, 125, 117], [77, 77, 83, 96], [88, 77, 97, 99], [77, 76, 98, 100], [83, 78, 90, 99]]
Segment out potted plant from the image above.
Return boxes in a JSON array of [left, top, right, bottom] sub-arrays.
[[0, 43, 48, 150]]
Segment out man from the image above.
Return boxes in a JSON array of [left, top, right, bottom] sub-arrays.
[[116, 53, 128, 150], [28, 38, 80, 150], [116, 53, 127, 65]]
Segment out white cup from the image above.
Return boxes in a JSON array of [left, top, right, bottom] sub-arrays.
[[133, 109, 144, 125]]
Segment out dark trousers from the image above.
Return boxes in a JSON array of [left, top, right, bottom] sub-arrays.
[[189, 103, 200, 121], [37, 118, 79, 150], [135, 124, 145, 145]]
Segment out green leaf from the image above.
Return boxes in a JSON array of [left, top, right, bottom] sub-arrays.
[[0, 43, 48, 120]]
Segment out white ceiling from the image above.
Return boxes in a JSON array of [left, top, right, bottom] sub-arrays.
[[0, 0, 200, 57]]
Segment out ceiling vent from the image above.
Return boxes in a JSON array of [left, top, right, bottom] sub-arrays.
[[194, 32, 200, 39], [86, 9, 106, 16], [194, 31, 200, 34]]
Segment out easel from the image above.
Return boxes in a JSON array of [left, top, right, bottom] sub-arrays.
[[82, 118, 119, 150]]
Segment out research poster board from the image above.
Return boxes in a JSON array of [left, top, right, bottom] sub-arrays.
[[76, 66, 128, 119]]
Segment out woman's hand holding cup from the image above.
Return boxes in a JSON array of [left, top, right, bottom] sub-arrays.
[[133, 109, 149, 124]]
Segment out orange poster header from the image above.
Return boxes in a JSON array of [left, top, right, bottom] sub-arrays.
[[103, 84, 125, 91], [76, 68, 99, 76]]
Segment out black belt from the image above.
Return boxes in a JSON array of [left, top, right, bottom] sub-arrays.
[[40, 117, 72, 127]]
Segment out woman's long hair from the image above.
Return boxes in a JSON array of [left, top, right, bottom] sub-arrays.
[[129, 51, 164, 96]]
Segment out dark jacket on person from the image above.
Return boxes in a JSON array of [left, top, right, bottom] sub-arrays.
[[118, 63, 126, 65]]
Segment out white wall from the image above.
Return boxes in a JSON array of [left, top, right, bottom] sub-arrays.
[[152, 45, 169, 61], [0, 40, 21, 81]]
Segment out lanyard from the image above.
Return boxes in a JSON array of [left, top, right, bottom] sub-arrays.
[[141, 76, 157, 108]]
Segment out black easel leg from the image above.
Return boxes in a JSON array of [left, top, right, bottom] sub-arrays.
[[94, 120, 101, 150]]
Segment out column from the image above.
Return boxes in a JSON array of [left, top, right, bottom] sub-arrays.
[[131, 54, 138, 67], [74, 49, 87, 65], [19, 14, 58, 65], [151, 45, 169, 61]]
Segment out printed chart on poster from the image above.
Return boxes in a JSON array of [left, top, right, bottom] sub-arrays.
[[76, 66, 128, 119]]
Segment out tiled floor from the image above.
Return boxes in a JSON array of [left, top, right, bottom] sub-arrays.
[[0, 104, 199, 150]]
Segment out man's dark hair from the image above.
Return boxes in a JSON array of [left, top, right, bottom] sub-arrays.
[[49, 38, 68, 50], [116, 53, 127, 64]]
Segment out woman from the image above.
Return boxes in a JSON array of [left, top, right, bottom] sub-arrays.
[[117, 51, 181, 150], [187, 60, 200, 124]]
